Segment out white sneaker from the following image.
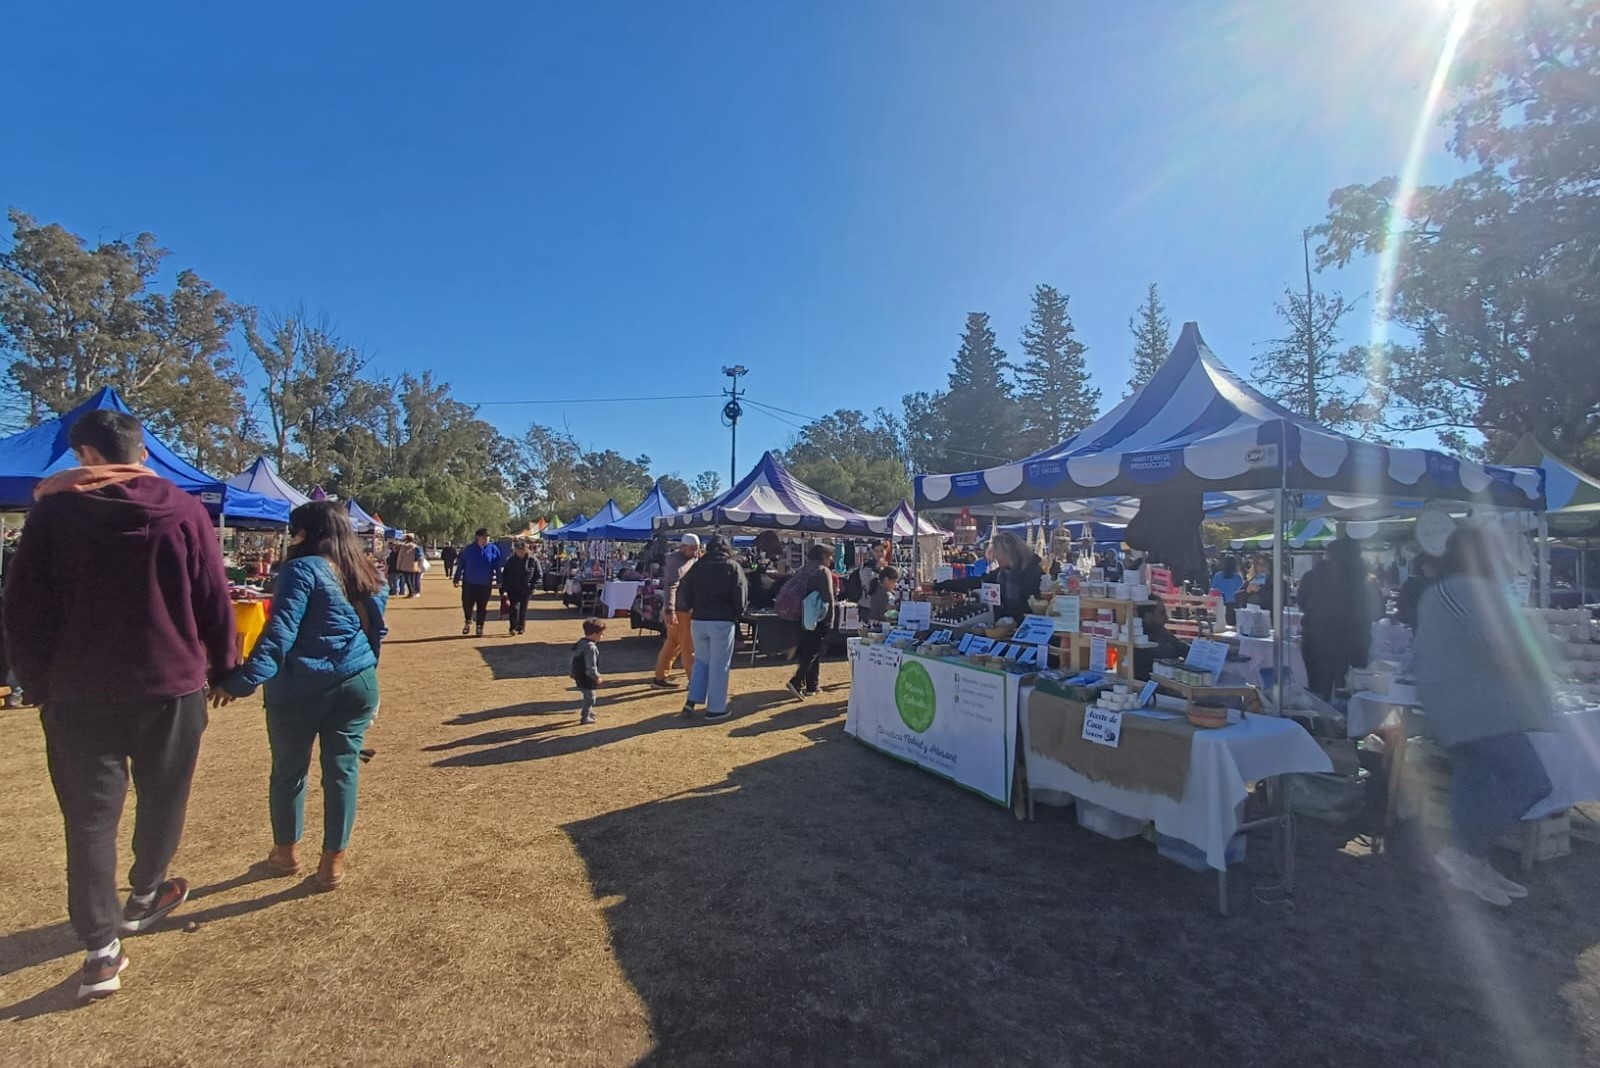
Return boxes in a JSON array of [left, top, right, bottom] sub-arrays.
[[1484, 864, 1529, 899], [1435, 849, 1511, 906]]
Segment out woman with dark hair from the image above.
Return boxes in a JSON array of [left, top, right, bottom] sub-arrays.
[[1297, 537, 1383, 698], [1209, 555, 1245, 606], [214, 501, 386, 891], [1415, 526, 1552, 906], [988, 531, 1045, 621], [785, 543, 838, 701]]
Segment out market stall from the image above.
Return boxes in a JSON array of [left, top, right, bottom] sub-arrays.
[[848, 322, 1547, 899]]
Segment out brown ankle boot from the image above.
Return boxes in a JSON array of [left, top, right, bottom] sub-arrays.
[[265, 844, 300, 875], [316, 850, 346, 891]]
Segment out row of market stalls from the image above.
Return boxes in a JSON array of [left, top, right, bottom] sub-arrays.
[[842, 321, 1591, 912], [0, 387, 403, 542]]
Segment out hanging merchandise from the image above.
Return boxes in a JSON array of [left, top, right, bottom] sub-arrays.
[[955, 507, 979, 546]]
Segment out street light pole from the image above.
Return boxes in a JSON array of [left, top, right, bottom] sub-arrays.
[[722, 365, 748, 486]]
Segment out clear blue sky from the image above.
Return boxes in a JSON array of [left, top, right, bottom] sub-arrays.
[[2, 0, 1464, 487]]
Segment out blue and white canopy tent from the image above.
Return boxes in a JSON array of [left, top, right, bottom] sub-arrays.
[[913, 321, 1548, 710], [548, 500, 625, 542], [227, 456, 312, 510], [656, 452, 880, 536], [0, 387, 291, 527], [588, 482, 680, 541], [344, 498, 382, 536], [871, 500, 950, 540]]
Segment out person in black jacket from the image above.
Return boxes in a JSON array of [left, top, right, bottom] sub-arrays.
[[501, 540, 540, 636], [676, 535, 749, 721], [785, 543, 838, 701], [988, 531, 1045, 621]]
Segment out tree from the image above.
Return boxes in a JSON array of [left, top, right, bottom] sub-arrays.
[[0, 210, 252, 466], [921, 312, 1024, 473], [1015, 284, 1099, 452], [1127, 283, 1171, 395], [572, 449, 653, 514], [691, 470, 723, 503], [782, 408, 911, 513], [1317, 0, 1600, 469], [655, 474, 692, 509], [362, 474, 510, 543], [1253, 233, 1383, 433]]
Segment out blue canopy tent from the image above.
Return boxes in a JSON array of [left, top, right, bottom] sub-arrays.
[[589, 483, 679, 541], [0, 387, 290, 526], [549, 500, 624, 542], [227, 456, 311, 509], [656, 452, 880, 536]]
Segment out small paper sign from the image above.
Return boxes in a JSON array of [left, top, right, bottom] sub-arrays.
[[935, 565, 954, 582], [966, 635, 995, 655], [885, 627, 917, 645], [1089, 636, 1109, 672], [980, 583, 1002, 607], [1002, 644, 1025, 661], [1051, 594, 1080, 633], [1013, 614, 1057, 647], [1015, 646, 1042, 667], [897, 601, 932, 631], [1186, 638, 1229, 683], [1082, 706, 1123, 748], [989, 643, 1012, 660], [1138, 679, 1158, 707], [927, 629, 953, 646], [957, 634, 976, 653]]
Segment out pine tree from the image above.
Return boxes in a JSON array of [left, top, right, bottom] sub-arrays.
[[934, 312, 1022, 471], [1127, 282, 1171, 394], [1016, 285, 1099, 452]]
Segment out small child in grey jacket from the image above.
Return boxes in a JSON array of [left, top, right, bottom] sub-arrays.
[[570, 618, 607, 724]]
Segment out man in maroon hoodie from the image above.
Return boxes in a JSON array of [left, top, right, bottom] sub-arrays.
[[3, 409, 236, 1000]]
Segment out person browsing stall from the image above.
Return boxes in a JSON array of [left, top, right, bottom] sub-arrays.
[[863, 566, 900, 628], [676, 535, 748, 721], [652, 534, 700, 689], [1132, 601, 1191, 679], [1415, 527, 1554, 907], [785, 543, 838, 701]]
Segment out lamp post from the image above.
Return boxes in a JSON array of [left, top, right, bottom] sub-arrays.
[[721, 365, 748, 487]]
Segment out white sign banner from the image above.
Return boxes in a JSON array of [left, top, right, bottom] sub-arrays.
[[1082, 706, 1124, 748], [898, 600, 932, 631], [1013, 614, 1056, 647], [1089, 636, 1109, 673], [1186, 638, 1229, 684], [845, 651, 1017, 805]]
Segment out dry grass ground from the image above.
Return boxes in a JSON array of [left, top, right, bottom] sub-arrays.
[[3, 590, 1600, 1067]]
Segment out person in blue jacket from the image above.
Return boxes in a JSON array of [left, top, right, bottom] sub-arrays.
[[214, 501, 386, 891], [452, 527, 503, 638]]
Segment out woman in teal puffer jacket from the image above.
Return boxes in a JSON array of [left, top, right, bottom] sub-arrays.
[[215, 501, 386, 890]]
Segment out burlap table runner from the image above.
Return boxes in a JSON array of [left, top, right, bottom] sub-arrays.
[[1027, 690, 1198, 800]]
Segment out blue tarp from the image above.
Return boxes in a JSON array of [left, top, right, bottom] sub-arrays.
[[0, 387, 290, 524], [917, 322, 1545, 512], [589, 483, 679, 541]]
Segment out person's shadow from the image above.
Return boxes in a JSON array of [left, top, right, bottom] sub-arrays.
[[0, 864, 318, 1022]]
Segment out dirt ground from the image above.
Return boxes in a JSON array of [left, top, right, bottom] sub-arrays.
[[3, 589, 1600, 1067]]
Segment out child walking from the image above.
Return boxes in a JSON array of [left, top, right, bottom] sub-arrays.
[[571, 618, 606, 724]]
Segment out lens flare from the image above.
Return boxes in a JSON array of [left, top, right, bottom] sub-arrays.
[[1368, 0, 1479, 357]]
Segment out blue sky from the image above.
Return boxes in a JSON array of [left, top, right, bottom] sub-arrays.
[[2, 0, 1464, 487]]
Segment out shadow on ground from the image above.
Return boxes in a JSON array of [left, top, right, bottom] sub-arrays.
[[562, 727, 1600, 1067]]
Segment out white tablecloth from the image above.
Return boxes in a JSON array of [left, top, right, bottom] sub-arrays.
[[1233, 635, 1308, 691], [1527, 710, 1600, 817], [1021, 689, 1332, 870], [600, 580, 642, 617], [1346, 685, 1423, 737]]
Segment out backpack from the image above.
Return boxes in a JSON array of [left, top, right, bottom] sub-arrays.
[[774, 571, 809, 621]]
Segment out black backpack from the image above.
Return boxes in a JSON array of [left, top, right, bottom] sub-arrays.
[[843, 567, 867, 604]]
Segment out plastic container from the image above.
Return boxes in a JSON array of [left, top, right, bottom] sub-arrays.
[[1155, 831, 1246, 872], [1076, 799, 1147, 840]]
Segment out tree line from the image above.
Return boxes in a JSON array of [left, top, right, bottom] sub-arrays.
[[3, 3, 1595, 531]]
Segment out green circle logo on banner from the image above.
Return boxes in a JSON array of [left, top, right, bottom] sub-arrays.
[[894, 659, 937, 733]]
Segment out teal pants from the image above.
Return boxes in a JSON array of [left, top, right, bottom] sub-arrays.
[[265, 668, 379, 852]]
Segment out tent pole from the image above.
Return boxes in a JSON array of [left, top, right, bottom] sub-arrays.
[[1272, 486, 1286, 714], [911, 501, 921, 588], [1537, 513, 1550, 608]]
